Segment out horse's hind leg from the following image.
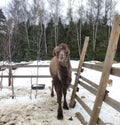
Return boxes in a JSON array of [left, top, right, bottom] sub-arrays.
[[51, 80, 54, 97]]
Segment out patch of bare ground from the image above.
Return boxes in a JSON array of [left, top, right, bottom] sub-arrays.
[[0, 88, 80, 125]]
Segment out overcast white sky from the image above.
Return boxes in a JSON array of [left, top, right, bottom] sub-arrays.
[[0, 0, 9, 8], [0, 0, 120, 14]]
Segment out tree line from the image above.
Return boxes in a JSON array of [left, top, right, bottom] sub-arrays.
[[0, 0, 120, 62]]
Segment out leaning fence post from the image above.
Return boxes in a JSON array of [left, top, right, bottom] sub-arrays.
[[69, 36, 89, 108], [89, 16, 120, 125]]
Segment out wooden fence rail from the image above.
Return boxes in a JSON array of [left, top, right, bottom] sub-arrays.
[[83, 62, 120, 77], [0, 75, 51, 78], [78, 77, 120, 112], [0, 66, 77, 78]]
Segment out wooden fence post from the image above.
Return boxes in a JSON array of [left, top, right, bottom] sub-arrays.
[[8, 66, 12, 86], [69, 36, 89, 108], [89, 16, 120, 125]]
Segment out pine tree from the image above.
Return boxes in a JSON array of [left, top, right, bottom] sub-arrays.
[[25, 24, 38, 60], [0, 9, 6, 31], [65, 19, 79, 58], [58, 18, 66, 44], [12, 22, 28, 61], [0, 9, 7, 60], [46, 18, 55, 57]]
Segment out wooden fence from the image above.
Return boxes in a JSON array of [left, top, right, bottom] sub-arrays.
[[69, 16, 120, 125], [0, 64, 77, 78], [75, 62, 120, 125]]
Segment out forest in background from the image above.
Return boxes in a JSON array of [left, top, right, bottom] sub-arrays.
[[0, 0, 120, 62]]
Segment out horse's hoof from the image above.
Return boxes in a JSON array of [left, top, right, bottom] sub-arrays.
[[51, 92, 54, 97], [63, 104, 69, 110], [57, 109, 63, 120], [57, 114, 63, 120], [63, 102, 69, 110]]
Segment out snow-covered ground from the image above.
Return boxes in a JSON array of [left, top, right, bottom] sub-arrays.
[[0, 60, 120, 125]]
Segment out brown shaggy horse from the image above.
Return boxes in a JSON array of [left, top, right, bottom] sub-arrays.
[[49, 43, 72, 120]]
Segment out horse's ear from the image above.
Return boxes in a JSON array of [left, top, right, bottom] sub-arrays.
[[52, 46, 60, 56]]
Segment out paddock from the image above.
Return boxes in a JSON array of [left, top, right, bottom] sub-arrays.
[[0, 60, 120, 125], [0, 16, 120, 125]]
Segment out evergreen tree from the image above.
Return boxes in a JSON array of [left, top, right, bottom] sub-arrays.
[[65, 19, 79, 58], [0, 9, 6, 32], [94, 24, 108, 61], [25, 25, 38, 60], [12, 22, 28, 61], [80, 21, 94, 60], [58, 18, 66, 44], [46, 18, 55, 57], [0, 9, 7, 60]]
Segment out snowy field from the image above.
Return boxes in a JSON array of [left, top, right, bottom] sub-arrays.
[[0, 60, 120, 125]]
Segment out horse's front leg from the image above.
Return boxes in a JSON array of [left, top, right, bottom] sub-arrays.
[[56, 88, 63, 120], [63, 87, 69, 110]]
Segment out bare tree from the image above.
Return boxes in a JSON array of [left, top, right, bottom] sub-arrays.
[[5, 18, 15, 98], [5, 0, 29, 99], [47, 0, 62, 46], [105, 0, 118, 37], [20, 0, 31, 48], [87, 0, 103, 53], [30, 0, 47, 97], [76, 0, 84, 55], [5, 0, 47, 98], [6, 0, 24, 57]]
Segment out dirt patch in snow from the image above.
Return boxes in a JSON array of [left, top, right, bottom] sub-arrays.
[[0, 87, 81, 125]]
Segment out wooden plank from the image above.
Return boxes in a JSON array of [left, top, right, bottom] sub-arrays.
[[2, 63, 120, 77], [76, 112, 87, 125], [69, 36, 89, 108], [75, 94, 105, 125], [76, 94, 92, 115], [110, 67, 120, 77], [83, 62, 102, 72], [105, 96, 120, 112], [0, 65, 77, 72], [0, 65, 49, 68], [72, 68, 77, 72], [79, 80, 97, 95], [16, 65, 49, 68], [8, 66, 12, 86], [80, 76, 99, 89], [79, 80, 120, 113], [89, 16, 120, 125], [83, 63, 120, 77], [0, 75, 51, 78]]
